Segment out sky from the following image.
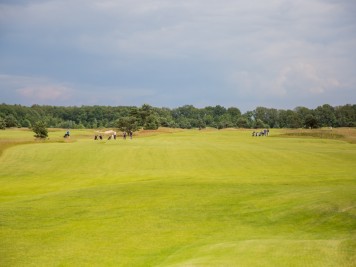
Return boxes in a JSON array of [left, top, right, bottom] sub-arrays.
[[0, 0, 355, 111]]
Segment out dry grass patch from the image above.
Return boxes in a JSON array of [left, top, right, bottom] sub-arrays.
[[275, 128, 356, 144]]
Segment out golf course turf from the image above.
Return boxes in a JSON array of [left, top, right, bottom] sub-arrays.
[[0, 128, 355, 266]]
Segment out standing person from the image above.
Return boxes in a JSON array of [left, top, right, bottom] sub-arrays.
[[123, 131, 127, 140], [113, 131, 117, 140], [64, 129, 70, 138], [129, 131, 133, 139]]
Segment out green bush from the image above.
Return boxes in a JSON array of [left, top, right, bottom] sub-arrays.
[[32, 121, 48, 138]]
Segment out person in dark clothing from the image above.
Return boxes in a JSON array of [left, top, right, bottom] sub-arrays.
[[64, 129, 70, 138]]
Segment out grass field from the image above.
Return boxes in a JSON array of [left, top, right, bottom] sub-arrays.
[[0, 128, 355, 266]]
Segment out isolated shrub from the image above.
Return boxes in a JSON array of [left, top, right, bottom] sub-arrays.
[[32, 121, 48, 138]]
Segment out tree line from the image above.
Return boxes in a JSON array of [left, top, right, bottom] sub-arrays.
[[0, 103, 355, 131]]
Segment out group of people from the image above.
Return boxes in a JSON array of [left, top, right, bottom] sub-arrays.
[[252, 129, 269, 137], [94, 131, 133, 141], [94, 134, 104, 140], [122, 131, 133, 140], [66, 128, 268, 140]]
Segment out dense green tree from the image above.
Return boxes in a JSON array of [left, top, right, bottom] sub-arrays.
[[236, 117, 250, 128], [176, 117, 192, 129], [242, 111, 255, 127], [225, 108, 241, 126], [305, 114, 319, 129], [227, 107, 241, 118], [0, 117, 6, 130], [138, 104, 154, 126], [252, 107, 279, 128], [5, 114, 19, 127], [116, 116, 139, 132], [175, 105, 199, 118], [91, 118, 98, 128], [254, 119, 267, 129], [294, 106, 312, 127], [21, 119, 32, 128], [144, 115, 160, 130], [32, 121, 48, 138], [335, 104, 356, 127], [278, 110, 302, 128], [212, 105, 227, 117], [217, 114, 234, 129], [156, 107, 175, 127], [315, 104, 336, 127], [203, 114, 214, 127], [287, 111, 302, 128], [57, 120, 78, 129], [196, 119, 206, 129], [265, 108, 279, 128], [0, 103, 355, 130], [253, 107, 268, 123]]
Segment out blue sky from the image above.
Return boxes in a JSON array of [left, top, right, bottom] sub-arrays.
[[0, 0, 355, 111]]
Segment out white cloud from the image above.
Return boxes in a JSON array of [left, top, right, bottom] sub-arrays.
[[0, 74, 158, 106], [0, 74, 73, 103], [274, 62, 342, 95], [16, 85, 71, 101]]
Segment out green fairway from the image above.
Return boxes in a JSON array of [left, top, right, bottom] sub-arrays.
[[0, 128, 355, 266]]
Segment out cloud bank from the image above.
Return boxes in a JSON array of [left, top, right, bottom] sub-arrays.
[[0, 0, 355, 110]]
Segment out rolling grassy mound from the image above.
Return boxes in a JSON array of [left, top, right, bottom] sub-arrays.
[[0, 128, 355, 266], [275, 128, 356, 144]]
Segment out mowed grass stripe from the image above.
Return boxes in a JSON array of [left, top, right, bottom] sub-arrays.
[[0, 128, 355, 266], [1, 181, 354, 266]]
